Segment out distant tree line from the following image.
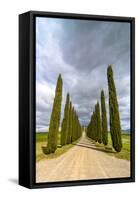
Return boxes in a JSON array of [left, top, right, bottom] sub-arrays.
[[43, 74, 81, 154], [87, 65, 122, 152]]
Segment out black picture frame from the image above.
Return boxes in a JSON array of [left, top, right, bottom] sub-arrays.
[[19, 10, 135, 189]]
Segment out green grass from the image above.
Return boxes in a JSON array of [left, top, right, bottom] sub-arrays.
[[94, 132, 130, 160], [36, 132, 78, 162], [36, 132, 48, 142]]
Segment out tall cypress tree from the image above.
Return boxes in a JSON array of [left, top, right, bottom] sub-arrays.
[[61, 93, 70, 146], [67, 101, 72, 144], [73, 111, 77, 141], [92, 111, 96, 140], [94, 110, 97, 141], [78, 115, 81, 138], [94, 104, 98, 142], [96, 102, 102, 144], [101, 90, 108, 145], [107, 65, 122, 152], [87, 114, 92, 139], [73, 110, 77, 141], [87, 121, 90, 138], [71, 106, 74, 143], [46, 74, 63, 153]]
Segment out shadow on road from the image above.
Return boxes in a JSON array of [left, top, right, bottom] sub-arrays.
[[73, 142, 114, 153], [72, 132, 115, 154]]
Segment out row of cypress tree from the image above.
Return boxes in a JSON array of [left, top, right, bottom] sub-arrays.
[[61, 93, 81, 146], [43, 74, 81, 154], [87, 91, 108, 146], [87, 65, 122, 152]]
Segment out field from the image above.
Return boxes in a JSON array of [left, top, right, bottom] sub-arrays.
[[95, 132, 130, 160]]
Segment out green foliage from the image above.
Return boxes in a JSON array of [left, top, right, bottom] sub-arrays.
[[72, 110, 76, 141], [67, 101, 72, 144], [107, 65, 122, 152], [87, 104, 100, 142], [61, 94, 81, 146], [46, 74, 63, 154], [36, 133, 48, 142], [61, 93, 70, 146], [101, 90, 108, 145], [42, 146, 51, 154], [95, 102, 102, 144], [72, 107, 75, 142], [71, 106, 74, 143], [87, 108, 98, 142], [71, 109, 81, 142]]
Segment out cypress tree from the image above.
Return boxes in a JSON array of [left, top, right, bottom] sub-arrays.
[[67, 101, 72, 144], [91, 112, 96, 140], [72, 109, 76, 142], [87, 108, 96, 141], [46, 74, 63, 153], [71, 108, 81, 142], [93, 112, 96, 140], [88, 112, 93, 139], [77, 115, 80, 138], [75, 111, 77, 140], [96, 102, 102, 144], [61, 93, 70, 146], [89, 113, 92, 139], [94, 104, 98, 142], [76, 113, 78, 139], [76, 114, 81, 139], [101, 90, 108, 146], [71, 106, 74, 143], [107, 65, 122, 152], [73, 111, 77, 141], [87, 108, 97, 141]]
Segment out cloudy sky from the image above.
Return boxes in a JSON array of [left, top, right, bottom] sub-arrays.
[[36, 17, 130, 132]]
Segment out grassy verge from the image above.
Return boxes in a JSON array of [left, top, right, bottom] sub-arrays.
[[36, 132, 79, 162], [92, 133, 130, 160]]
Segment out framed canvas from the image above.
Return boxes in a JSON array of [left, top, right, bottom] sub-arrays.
[[19, 11, 135, 189]]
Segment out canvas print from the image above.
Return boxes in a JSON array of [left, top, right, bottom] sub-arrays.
[[35, 17, 131, 183]]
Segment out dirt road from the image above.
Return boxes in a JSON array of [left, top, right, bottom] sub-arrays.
[[36, 132, 130, 183]]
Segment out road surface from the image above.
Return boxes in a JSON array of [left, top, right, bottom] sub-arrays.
[[36, 132, 130, 183]]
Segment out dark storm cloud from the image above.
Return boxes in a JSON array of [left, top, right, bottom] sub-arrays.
[[57, 20, 130, 74], [36, 17, 130, 131]]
